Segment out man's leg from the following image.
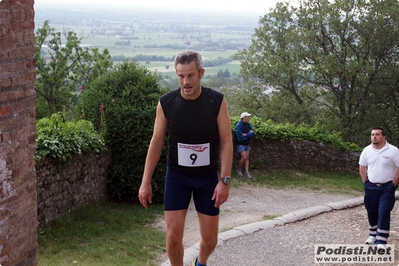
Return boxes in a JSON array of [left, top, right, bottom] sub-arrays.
[[376, 184, 396, 244], [165, 210, 188, 266], [197, 212, 219, 265], [238, 151, 247, 171], [244, 151, 250, 173], [364, 182, 379, 240]]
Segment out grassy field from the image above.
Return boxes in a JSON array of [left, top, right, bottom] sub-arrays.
[[139, 60, 241, 77], [245, 168, 362, 195], [38, 169, 363, 265], [53, 28, 247, 76], [38, 203, 165, 266]]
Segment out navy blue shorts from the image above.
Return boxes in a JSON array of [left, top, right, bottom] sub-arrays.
[[164, 167, 220, 216], [236, 144, 251, 153]]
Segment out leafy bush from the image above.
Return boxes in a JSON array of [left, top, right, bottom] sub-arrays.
[[80, 60, 166, 202], [231, 116, 362, 152], [36, 112, 106, 162]]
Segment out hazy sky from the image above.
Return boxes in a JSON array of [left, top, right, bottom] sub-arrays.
[[35, 0, 286, 16]]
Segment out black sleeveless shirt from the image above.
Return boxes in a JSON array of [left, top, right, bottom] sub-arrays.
[[160, 87, 223, 176]]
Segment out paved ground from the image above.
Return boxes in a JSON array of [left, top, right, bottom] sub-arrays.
[[159, 188, 399, 266], [207, 199, 399, 266]]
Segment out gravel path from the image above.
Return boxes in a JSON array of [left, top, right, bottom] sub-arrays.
[[208, 203, 399, 266], [156, 184, 392, 265]]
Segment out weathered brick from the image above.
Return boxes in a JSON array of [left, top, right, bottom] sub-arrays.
[[26, 8, 34, 21], [0, 222, 28, 254], [8, 48, 23, 60], [0, 207, 11, 222], [26, 57, 35, 68], [10, 155, 34, 181], [11, 9, 22, 22], [0, 131, 11, 142], [0, 24, 8, 37], [0, 235, 7, 247], [0, 78, 12, 88], [0, 0, 37, 264], [11, 0, 33, 6], [0, 37, 9, 50], [11, 100, 35, 121], [0, 88, 24, 102], [0, 105, 11, 118]]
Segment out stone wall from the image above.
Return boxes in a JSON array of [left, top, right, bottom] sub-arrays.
[[34, 138, 358, 229], [0, 0, 37, 265], [245, 139, 360, 173], [36, 149, 112, 228]]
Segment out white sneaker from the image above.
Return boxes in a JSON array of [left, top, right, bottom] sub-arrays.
[[245, 172, 252, 179], [377, 244, 386, 250], [365, 236, 376, 244], [237, 169, 243, 176]]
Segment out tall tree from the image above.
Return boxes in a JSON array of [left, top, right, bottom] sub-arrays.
[[34, 20, 113, 119], [235, 0, 399, 145]]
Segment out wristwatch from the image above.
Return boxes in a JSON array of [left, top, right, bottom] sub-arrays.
[[219, 176, 231, 185]]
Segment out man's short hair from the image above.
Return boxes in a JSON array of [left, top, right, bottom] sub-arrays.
[[174, 50, 204, 72], [372, 126, 385, 136]]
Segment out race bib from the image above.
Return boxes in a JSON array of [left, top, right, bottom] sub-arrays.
[[177, 142, 210, 167]]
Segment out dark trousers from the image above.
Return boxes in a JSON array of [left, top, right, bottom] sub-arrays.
[[364, 180, 396, 244]]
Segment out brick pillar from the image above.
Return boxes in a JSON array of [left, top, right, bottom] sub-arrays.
[[0, 0, 37, 265]]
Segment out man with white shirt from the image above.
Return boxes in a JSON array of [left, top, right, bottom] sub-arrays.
[[359, 126, 399, 249]]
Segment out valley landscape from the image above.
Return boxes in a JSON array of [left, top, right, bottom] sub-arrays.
[[34, 3, 265, 78]]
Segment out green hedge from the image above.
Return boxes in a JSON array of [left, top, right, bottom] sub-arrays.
[[80, 60, 166, 202], [36, 112, 107, 162], [231, 116, 362, 152], [35, 111, 361, 202]]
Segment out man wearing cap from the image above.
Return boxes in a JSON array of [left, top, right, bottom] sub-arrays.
[[235, 112, 254, 178]]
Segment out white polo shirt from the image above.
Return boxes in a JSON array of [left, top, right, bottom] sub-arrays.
[[359, 141, 399, 183]]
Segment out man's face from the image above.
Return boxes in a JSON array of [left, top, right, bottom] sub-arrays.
[[371, 129, 385, 145], [176, 61, 204, 100], [242, 116, 251, 123]]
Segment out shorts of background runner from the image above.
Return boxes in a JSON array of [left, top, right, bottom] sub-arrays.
[[164, 167, 219, 216], [236, 144, 251, 153]]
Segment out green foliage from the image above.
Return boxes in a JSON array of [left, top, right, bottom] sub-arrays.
[[232, 116, 362, 152], [35, 20, 113, 119], [80, 60, 166, 201], [35, 112, 106, 162], [234, 0, 399, 146]]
